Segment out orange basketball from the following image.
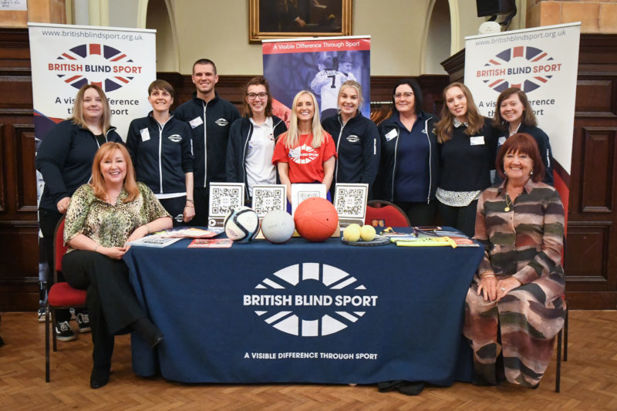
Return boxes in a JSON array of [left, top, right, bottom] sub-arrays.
[[294, 197, 339, 242]]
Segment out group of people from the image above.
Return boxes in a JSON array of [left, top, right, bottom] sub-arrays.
[[35, 56, 565, 390]]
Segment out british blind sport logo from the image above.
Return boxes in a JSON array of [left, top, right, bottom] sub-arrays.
[[48, 43, 143, 92], [244, 262, 378, 337], [476, 46, 562, 93], [289, 145, 319, 164]]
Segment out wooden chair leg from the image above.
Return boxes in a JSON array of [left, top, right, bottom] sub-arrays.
[[564, 308, 569, 361], [555, 328, 562, 393]]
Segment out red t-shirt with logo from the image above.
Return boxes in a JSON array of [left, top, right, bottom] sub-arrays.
[[272, 132, 337, 183]]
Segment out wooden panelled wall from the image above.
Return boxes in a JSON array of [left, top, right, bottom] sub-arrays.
[[1, 29, 616, 310]]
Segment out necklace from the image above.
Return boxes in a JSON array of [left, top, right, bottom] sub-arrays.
[[504, 194, 513, 212]]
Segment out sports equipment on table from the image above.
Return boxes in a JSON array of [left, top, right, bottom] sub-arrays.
[[224, 207, 260, 242], [294, 197, 338, 242], [261, 210, 295, 244]]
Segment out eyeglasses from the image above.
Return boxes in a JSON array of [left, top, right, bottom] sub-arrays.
[[247, 92, 267, 99], [394, 92, 414, 99]]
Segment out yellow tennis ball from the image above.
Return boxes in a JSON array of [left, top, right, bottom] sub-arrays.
[[343, 224, 361, 242], [360, 225, 376, 241]]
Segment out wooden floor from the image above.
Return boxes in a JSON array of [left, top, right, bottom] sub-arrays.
[[1, 311, 617, 410]]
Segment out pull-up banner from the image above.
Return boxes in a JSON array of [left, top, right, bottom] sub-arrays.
[[464, 23, 581, 208], [28, 23, 156, 295], [28, 23, 156, 141], [263, 36, 371, 122]]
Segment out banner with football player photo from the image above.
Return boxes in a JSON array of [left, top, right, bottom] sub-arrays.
[[464, 23, 581, 214], [262, 35, 371, 122]]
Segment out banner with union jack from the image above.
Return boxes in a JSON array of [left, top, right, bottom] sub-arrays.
[[28, 23, 156, 142], [464, 23, 580, 179], [465, 22, 580, 231], [27, 23, 156, 289]]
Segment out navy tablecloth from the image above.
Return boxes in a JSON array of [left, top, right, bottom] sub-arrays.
[[124, 234, 484, 384]]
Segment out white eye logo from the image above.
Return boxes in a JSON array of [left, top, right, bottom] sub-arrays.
[[346, 134, 360, 143], [168, 134, 182, 143], [244, 262, 378, 337], [215, 118, 229, 127]]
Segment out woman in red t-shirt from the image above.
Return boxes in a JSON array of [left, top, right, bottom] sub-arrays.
[[272, 90, 337, 202]]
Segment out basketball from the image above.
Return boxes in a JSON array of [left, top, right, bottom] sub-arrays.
[[261, 210, 295, 244], [224, 206, 259, 242], [294, 197, 339, 242]]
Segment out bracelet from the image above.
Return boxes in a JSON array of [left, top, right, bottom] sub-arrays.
[[480, 273, 495, 279], [185, 204, 195, 208], [186, 199, 194, 203]]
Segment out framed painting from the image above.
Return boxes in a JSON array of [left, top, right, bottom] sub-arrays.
[[249, 0, 352, 42]]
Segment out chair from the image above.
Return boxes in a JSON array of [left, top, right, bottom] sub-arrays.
[[364, 200, 410, 228], [45, 216, 87, 382], [555, 303, 568, 393], [555, 234, 569, 392]]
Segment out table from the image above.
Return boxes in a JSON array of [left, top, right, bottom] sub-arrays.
[[124, 234, 484, 385]]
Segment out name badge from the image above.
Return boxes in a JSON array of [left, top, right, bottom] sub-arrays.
[[189, 116, 204, 128], [385, 129, 398, 141], [140, 128, 150, 142], [470, 136, 485, 146]]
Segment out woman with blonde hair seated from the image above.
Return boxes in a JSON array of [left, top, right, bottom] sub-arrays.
[[62, 142, 172, 389], [464, 133, 565, 388]]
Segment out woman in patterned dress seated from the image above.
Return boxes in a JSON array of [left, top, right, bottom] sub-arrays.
[[464, 133, 566, 388], [62, 142, 172, 389]]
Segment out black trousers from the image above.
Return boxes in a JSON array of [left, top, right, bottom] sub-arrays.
[[394, 201, 437, 227], [39, 208, 71, 322], [436, 199, 478, 238], [63, 250, 145, 368], [159, 196, 187, 227], [190, 186, 209, 227]]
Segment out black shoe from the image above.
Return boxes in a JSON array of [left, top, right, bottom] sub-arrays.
[[76, 312, 92, 333], [397, 382, 425, 396], [151, 334, 163, 348], [133, 318, 164, 348], [55, 321, 77, 342], [90, 367, 110, 389], [37, 307, 48, 323], [378, 380, 425, 396]]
